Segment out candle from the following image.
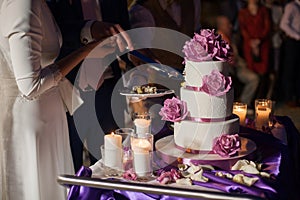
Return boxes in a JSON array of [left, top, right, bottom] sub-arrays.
[[132, 151, 151, 176], [255, 99, 272, 130], [131, 138, 152, 152], [104, 132, 122, 169], [134, 118, 151, 134], [131, 134, 153, 177], [133, 112, 151, 135], [233, 102, 247, 125], [255, 106, 271, 130]]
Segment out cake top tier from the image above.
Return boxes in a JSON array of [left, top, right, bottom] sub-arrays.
[[182, 29, 232, 63]]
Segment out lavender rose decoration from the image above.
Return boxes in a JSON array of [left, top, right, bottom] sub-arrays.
[[159, 97, 188, 122], [183, 29, 232, 62], [200, 69, 232, 96], [156, 169, 181, 184], [212, 134, 241, 157], [122, 168, 137, 181]]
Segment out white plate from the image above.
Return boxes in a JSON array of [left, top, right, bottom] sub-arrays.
[[120, 89, 175, 98]]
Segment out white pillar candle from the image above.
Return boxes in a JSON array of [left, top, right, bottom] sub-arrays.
[[104, 132, 122, 169], [131, 138, 152, 176], [233, 102, 247, 125], [134, 118, 151, 134]]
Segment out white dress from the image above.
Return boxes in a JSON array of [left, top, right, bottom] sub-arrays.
[[0, 1, 74, 199]]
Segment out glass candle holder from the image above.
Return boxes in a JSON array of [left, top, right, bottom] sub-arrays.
[[233, 102, 247, 125], [115, 128, 134, 171], [131, 133, 153, 177], [133, 112, 151, 135], [255, 99, 272, 130]]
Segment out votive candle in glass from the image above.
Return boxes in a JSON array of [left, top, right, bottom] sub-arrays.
[[233, 102, 247, 125], [255, 99, 272, 130], [131, 133, 153, 177], [133, 112, 151, 135]]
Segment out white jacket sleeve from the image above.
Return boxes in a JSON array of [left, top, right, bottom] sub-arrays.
[[279, 2, 300, 41], [1, 0, 62, 98]]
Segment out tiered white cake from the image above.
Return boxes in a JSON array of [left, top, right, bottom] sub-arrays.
[[159, 29, 240, 155], [174, 60, 239, 151]]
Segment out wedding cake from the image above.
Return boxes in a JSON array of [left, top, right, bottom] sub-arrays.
[[159, 29, 240, 157]]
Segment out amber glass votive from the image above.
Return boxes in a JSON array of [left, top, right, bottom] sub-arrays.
[[233, 102, 247, 125], [255, 99, 272, 130]]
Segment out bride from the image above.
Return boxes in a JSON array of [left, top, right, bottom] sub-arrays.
[[0, 0, 131, 199]]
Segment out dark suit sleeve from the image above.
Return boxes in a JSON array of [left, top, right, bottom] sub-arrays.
[[47, 0, 87, 83], [47, 0, 86, 57], [101, 0, 131, 30], [118, 0, 131, 30]]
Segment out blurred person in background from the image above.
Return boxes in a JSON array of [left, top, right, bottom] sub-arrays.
[[263, 0, 284, 99], [279, 0, 300, 107], [238, 0, 272, 100], [217, 15, 260, 110], [128, 0, 201, 72], [125, 0, 202, 140]]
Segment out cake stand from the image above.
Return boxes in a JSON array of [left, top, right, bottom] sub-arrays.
[[155, 135, 257, 170]]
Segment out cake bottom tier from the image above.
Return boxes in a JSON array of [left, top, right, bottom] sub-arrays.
[[174, 115, 239, 151]]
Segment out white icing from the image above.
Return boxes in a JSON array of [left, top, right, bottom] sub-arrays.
[[174, 115, 239, 151], [181, 87, 233, 118], [172, 60, 237, 151], [184, 60, 228, 87]]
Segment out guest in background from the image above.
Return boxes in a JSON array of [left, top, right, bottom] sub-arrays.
[[128, 0, 201, 72], [219, 0, 242, 33], [263, 0, 284, 99], [263, 0, 283, 73], [0, 0, 123, 199], [125, 0, 202, 140], [47, 0, 133, 171], [238, 0, 272, 99], [217, 15, 260, 109], [279, 0, 300, 107]]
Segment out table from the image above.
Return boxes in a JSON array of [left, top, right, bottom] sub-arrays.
[[58, 116, 300, 200]]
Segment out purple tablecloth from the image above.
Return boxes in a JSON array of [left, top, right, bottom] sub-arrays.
[[66, 116, 300, 200]]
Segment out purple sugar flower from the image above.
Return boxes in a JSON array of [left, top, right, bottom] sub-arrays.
[[199, 69, 232, 96], [212, 134, 241, 157], [183, 29, 233, 62], [159, 97, 188, 122]]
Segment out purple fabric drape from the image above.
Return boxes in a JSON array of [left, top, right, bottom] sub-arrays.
[[67, 116, 299, 200]]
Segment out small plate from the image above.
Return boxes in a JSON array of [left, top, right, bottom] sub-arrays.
[[120, 89, 175, 98]]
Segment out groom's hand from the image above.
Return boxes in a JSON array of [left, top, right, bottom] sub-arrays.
[[91, 21, 133, 52]]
